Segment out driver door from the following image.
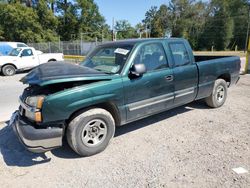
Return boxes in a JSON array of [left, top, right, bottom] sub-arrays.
[[18, 48, 37, 69], [123, 42, 175, 122]]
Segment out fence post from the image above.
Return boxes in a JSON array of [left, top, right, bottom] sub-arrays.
[[62, 41, 64, 54], [48, 42, 51, 53], [81, 34, 83, 55], [245, 38, 250, 73], [58, 37, 61, 53]]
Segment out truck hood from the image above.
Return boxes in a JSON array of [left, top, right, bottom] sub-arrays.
[[20, 61, 113, 86]]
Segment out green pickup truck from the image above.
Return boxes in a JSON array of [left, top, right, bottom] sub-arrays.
[[11, 38, 240, 156]]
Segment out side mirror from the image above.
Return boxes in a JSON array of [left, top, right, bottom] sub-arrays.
[[129, 64, 146, 78]]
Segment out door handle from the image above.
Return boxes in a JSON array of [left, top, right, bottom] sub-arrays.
[[165, 75, 173, 81]]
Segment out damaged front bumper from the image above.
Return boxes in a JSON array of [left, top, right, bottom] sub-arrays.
[[10, 111, 63, 153]]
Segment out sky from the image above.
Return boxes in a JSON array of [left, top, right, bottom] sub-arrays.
[[95, 0, 170, 27]]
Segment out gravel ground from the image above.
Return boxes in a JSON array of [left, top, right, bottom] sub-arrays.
[[0, 75, 249, 188], [0, 72, 27, 122]]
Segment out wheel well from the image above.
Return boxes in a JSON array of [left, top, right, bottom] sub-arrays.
[[67, 102, 121, 126], [2, 63, 17, 70], [218, 73, 231, 85], [48, 59, 56, 62]]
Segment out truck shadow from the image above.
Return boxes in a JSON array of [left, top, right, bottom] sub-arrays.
[[0, 70, 30, 77], [51, 100, 210, 159], [0, 100, 210, 166], [114, 100, 208, 137], [0, 122, 51, 167]]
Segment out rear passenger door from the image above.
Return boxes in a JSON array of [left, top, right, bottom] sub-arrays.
[[168, 42, 198, 106]]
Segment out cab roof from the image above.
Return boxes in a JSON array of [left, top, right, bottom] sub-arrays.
[[99, 38, 185, 47]]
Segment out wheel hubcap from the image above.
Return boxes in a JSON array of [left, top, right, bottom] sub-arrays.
[[216, 85, 225, 103], [6, 68, 14, 75], [81, 119, 107, 147]]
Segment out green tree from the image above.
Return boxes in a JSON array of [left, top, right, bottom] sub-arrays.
[[135, 23, 145, 38], [8, 0, 33, 7], [0, 3, 44, 42], [151, 4, 169, 37], [0, 25, 4, 40], [115, 20, 137, 39], [77, 0, 107, 41], [0, 0, 8, 4], [48, 0, 56, 13], [168, 0, 202, 38], [186, 1, 208, 49], [142, 6, 158, 37], [229, 0, 249, 50], [142, 6, 158, 26], [56, 0, 79, 41], [199, 0, 234, 50], [35, 0, 58, 41]]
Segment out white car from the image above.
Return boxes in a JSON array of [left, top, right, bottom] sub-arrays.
[[0, 47, 64, 76]]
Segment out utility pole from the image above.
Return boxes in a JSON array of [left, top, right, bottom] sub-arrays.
[[80, 33, 83, 55], [101, 30, 104, 42], [245, 4, 250, 52], [112, 17, 115, 41], [149, 19, 151, 38]]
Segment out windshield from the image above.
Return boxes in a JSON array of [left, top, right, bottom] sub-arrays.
[[80, 45, 133, 74], [8, 48, 22, 56]]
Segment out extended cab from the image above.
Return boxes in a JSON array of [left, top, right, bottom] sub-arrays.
[[10, 38, 240, 156], [0, 47, 64, 76]]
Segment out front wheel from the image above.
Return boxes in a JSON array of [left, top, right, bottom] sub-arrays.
[[67, 108, 115, 156], [2, 65, 16, 76], [205, 79, 228, 108]]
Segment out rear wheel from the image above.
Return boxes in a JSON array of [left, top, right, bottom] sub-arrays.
[[48, 59, 56, 62], [2, 65, 16, 76], [205, 79, 228, 108], [67, 108, 115, 156]]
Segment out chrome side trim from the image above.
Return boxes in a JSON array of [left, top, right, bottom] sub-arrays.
[[175, 87, 195, 98], [128, 93, 174, 111], [127, 87, 195, 112]]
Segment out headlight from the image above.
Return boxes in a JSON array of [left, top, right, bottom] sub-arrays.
[[25, 95, 45, 109]]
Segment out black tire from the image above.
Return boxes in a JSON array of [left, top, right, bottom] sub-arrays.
[[67, 108, 115, 156], [2, 65, 16, 76], [205, 79, 228, 108], [48, 59, 56, 62]]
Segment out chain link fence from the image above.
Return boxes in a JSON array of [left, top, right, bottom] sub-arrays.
[[28, 40, 104, 55]]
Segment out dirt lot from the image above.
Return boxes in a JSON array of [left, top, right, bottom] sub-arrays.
[[0, 75, 249, 188]]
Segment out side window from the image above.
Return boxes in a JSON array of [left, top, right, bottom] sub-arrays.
[[169, 43, 190, 67], [133, 43, 168, 71], [21, 49, 33, 57]]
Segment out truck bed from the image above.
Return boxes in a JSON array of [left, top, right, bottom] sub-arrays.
[[194, 55, 241, 100], [194, 55, 232, 62]]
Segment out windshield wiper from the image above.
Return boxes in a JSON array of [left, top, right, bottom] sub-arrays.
[[94, 68, 113, 74]]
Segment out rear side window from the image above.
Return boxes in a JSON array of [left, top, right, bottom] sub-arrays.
[[133, 43, 168, 71], [169, 43, 190, 67]]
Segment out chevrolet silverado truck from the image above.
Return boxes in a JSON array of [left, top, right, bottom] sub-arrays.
[[0, 47, 64, 76], [10, 38, 240, 156]]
